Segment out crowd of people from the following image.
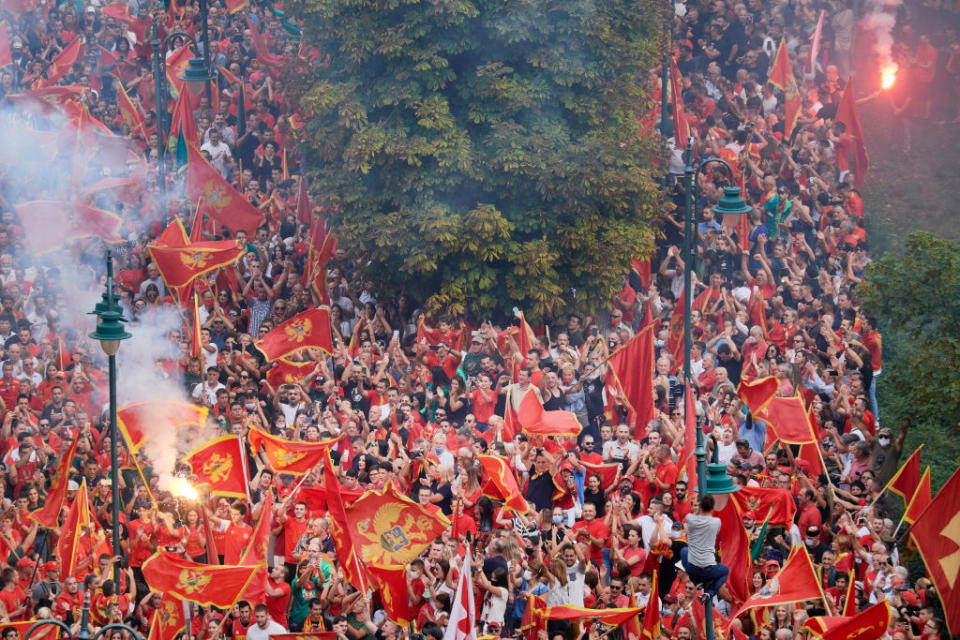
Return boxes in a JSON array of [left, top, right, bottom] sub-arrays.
[[0, 0, 954, 639]]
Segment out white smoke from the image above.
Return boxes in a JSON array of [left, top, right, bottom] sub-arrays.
[[862, 0, 901, 73]]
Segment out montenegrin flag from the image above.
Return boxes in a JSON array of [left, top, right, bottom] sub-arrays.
[[117, 401, 209, 453], [142, 549, 259, 608], [255, 307, 334, 361], [802, 600, 891, 640], [31, 431, 81, 528], [184, 434, 248, 498], [516, 387, 581, 438], [478, 454, 529, 513], [247, 427, 339, 475], [368, 564, 415, 626], [238, 492, 273, 604], [727, 545, 824, 629], [14, 200, 123, 254], [147, 240, 243, 290], [737, 376, 779, 416], [730, 486, 798, 526], [186, 143, 264, 236], [322, 454, 369, 593], [146, 593, 187, 640], [756, 396, 817, 444], [266, 359, 317, 388], [57, 478, 92, 578], [346, 481, 450, 566]]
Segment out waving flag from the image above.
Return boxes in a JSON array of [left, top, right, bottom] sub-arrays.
[[346, 482, 450, 566], [0, 22, 11, 68], [247, 427, 339, 475], [323, 455, 369, 593], [245, 17, 284, 77], [768, 39, 800, 136], [154, 219, 190, 248], [142, 550, 259, 607], [903, 467, 932, 525], [802, 601, 891, 640], [727, 546, 824, 628], [369, 565, 415, 625], [716, 500, 752, 604], [184, 435, 248, 498], [757, 396, 816, 444], [117, 401, 209, 453], [547, 606, 644, 625], [255, 308, 334, 361], [581, 459, 621, 492], [678, 383, 698, 491], [479, 455, 529, 513], [186, 144, 264, 236], [146, 593, 187, 640], [909, 465, 960, 637], [46, 38, 82, 85], [443, 556, 477, 640], [884, 445, 923, 503], [147, 240, 243, 289], [237, 492, 272, 604], [730, 486, 797, 527], [516, 388, 582, 438], [605, 324, 656, 438], [737, 376, 779, 416], [31, 432, 80, 528], [14, 200, 123, 254], [669, 57, 689, 145], [835, 77, 869, 189], [642, 571, 661, 639], [116, 82, 146, 138], [267, 359, 317, 387], [57, 479, 92, 578]]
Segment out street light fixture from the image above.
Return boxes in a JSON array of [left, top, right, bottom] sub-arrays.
[[681, 137, 748, 640], [88, 251, 131, 586], [182, 57, 215, 96]]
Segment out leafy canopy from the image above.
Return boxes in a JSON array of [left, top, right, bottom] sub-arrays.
[[289, 0, 665, 321], [859, 231, 960, 487]]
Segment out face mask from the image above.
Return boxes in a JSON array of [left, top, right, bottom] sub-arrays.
[[435, 447, 444, 454], [523, 570, 533, 582], [805, 538, 815, 546], [408, 570, 419, 579], [878, 437, 890, 447], [552, 515, 563, 524], [245, 402, 256, 409], [662, 608, 673, 617]]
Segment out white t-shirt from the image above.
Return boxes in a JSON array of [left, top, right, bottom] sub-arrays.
[[481, 585, 508, 627], [245, 621, 286, 640]]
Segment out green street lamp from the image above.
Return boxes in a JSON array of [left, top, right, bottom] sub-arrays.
[[182, 56, 215, 97], [88, 251, 131, 586], [681, 137, 748, 640]]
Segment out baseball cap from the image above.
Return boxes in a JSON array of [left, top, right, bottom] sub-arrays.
[[806, 525, 821, 537], [17, 557, 36, 569]]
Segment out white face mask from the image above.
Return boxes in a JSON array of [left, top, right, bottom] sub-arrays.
[[878, 437, 890, 447], [408, 570, 419, 579]]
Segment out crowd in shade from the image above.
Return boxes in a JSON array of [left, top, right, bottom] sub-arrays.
[[0, 0, 958, 640]]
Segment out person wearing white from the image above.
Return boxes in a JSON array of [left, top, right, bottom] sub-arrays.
[[245, 604, 285, 640]]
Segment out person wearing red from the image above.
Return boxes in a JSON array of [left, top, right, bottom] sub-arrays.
[[673, 480, 693, 522], [0, 362, 20, 417], [265, 565, 292, 628], [206, 502, 253, 565], [0, 567, 27, 621], [571, 502, 609, 568], [54, 576, 86, 624], [796, 488, 822, 534], [127, 503, 158, 577], [274, 498, 309, 577]]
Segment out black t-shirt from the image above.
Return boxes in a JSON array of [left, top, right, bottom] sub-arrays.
[[525, 472, 555, 512]]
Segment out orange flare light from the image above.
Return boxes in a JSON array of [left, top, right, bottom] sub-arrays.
[[881, 64, 897, 90]]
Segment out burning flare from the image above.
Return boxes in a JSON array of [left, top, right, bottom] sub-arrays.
[[881, 64, 898, 90], [170, 477, 199, 501]]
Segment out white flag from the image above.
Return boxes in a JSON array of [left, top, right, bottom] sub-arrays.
[[442, 556, 477, 640]]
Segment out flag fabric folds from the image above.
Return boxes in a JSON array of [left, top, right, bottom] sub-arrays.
[[668, 57, 689, 145], [14, 200, 123, 254], [580, 459, 621, 492], [57, 479, 92, 578], [478, 455, 529, 513], [727, 546, 824, 628], [237, 493, 273, 604], [184, 435, 248, 498], [802, 601, 891, 640], [147, 240, 243, 290], [546, 606, 644, 625], [185, 143, 264, 236], [255, 308, 334, 361], [641, 571, 661, 639], [146, 593, 187, 640], [737, 376, 779, 416], [322, 455, 369, 593], [266, 359, 317, 387], [716, 500, 752, 605], [835, 77, 869, 189], [246, 427, 339, 475], [909, 465, 960, 637], [31, 432, 80, 528], [368, 565, 415, 626], [884, 445, 923, 503], [142, 550, 259, 608], [515, 388, 582, 438], [756, 396, 816, 444], [768, 39, 801, 136], [604, 324, 656, 438], [903, 467, 932, 525], [730, 486, 798, 527], [117, 401, 209, 453], [346, 482, 450, 566], [443, 556, 477, 640]]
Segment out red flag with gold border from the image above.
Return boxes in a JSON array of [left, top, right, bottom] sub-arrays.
[[14, 200, 123, 254], [716, 500, 751, 605], [46, 38, 81, 85], [117, 401, 209, 453], [247, 427, 339, 476], [116, 81, 146, 138], [368, 565, 414, 625], [185, 143, 264, 236], [266, 359, 317, 388], [727, 546, 824, 629], [605, 324, 656, 438], [641, 571, 661, 639], [802, 601, 890, 640], [903, 467, 932, 525], [255, 307, 334, 361], [516, 388, 581, 438], [323, 454, 369, 593], [146, 593, 186, 640], [147, 240, 243, 289], [730, 486, 797, 527], [57, 479, 92, 578], [238, 493, 272, 603], [909, 465, 960, 637], [737, 376, 779, 416], [142, 550, 259, 607], [345, 481, 450, 566], [768, 39, 800, 136], [756, 396, 816, 444], [547, 606, 643, 626], [885, 445, 923, 503], [184, 434, 247, 498], [479, 455, 528, 513], [581, 459, 621, 492], [31, 432, 80, 528]]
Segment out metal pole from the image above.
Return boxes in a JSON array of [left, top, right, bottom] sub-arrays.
[[105, 252, 122, 587], [151, 29, 167, 219]]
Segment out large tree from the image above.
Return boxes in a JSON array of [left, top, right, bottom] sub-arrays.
[[859, 231, 960, 488], [289, 0, 665, 321]]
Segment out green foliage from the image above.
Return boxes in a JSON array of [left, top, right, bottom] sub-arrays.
[[860, 231, 960, 489], [287, 0, 664, 321]]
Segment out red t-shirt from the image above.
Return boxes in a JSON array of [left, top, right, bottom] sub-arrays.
[[281, 517, 308, 563], [222, 521, 253, 565], [572, 518, 609, 566], [266, 578, 291, 626], [0, 586, 26, 621], [470, 389, 496, 423]]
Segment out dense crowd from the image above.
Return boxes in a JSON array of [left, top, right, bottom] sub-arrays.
[[0, 0, 954, 639]]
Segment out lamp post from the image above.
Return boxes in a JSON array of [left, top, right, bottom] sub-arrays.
[[660, 0, 671, 137], [150, 28, 215, 216], [681, 136, 750, 640], [88, 251, 131, 586]]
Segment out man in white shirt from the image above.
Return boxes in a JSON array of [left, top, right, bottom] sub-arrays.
[[603, 425, 640, 467], [245, 604, 286, 640], [192, 367, 225, 405], [200, 127, 233, 178]]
